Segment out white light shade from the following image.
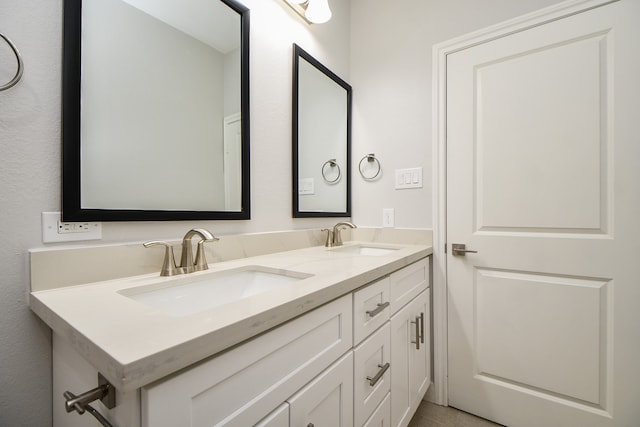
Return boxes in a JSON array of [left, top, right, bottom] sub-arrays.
[[287, 0, 306, 4], [305, 0, 332, 24]]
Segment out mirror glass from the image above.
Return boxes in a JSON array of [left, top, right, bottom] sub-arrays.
[[292, 44, 351, 217], [62, 0, 250, 221]]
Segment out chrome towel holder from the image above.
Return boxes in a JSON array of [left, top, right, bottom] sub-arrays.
[[63, 373, 116, 427], [321, 159, 342, 184], [0, 32, 24, 91], [359, 153, 381, 180]]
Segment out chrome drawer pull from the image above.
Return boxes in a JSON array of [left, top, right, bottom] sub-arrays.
[[366, 362, 391, 387], [366, 301, 390, 318], [419, 312, 425, 344]]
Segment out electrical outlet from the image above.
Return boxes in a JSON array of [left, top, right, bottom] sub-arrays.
[[42, 212, 102, 243], [382, 208, 395, 228]]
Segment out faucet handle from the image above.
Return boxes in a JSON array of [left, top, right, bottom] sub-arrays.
[[194, 236, 219, 271], [143, 241, 178, 276], [321, 229, 334, 247]]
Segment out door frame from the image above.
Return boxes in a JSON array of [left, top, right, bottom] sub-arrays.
[[430, 0, 615, 407]]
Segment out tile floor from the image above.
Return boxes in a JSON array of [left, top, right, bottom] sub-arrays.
[[408, 401, 503, 427]]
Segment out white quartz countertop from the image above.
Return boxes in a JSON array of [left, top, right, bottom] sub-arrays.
[[30, 241, 432, 392]]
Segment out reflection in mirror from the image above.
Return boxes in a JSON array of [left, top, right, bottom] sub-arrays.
[[292, 44, 351, 217], [62, 0, 250, 221]]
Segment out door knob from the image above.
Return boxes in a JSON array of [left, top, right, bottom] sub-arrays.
[[452, 243, 478, 256]]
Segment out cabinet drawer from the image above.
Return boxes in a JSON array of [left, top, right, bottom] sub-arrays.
[[363, 392, 390, 427], [353, 276, 390, 344], [142, 294, 353, 427], [288, 351, 354, 427], [389, 258, 429, 314], [354, 322, 391, 427]]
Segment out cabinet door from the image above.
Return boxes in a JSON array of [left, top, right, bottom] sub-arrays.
[[390, 290, 430, 427], [255, 403, 289, 427], [409, 289, 430, 406], [363, 393, 390, 427], [288, 352, 354, 427]]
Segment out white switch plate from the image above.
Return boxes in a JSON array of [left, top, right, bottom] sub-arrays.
[[395, 167, 423, 189], [382, 208, 395, 227], [298, 178, 315, 195], [42, 212, 102, 243]]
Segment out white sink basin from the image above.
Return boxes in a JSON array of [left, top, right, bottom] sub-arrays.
[[119, 266, 312, 317], [330, 244, 399, 256]]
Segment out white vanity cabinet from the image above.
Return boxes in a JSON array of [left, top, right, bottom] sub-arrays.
[[143, 258, 430, 427], [51, 256, 431, 427]]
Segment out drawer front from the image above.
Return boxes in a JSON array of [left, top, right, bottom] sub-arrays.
[[288, 351, 354, 427], [363, 392, 390, 427], [354, 323, 391, 427], [389, 258, 429, 314], [353, 276, 391, 344], [142, 294, 352, 427]]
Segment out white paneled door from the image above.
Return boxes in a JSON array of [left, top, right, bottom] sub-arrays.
[[445, 1, 639, 426]]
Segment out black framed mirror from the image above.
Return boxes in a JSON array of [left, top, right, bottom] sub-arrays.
[[62, 0, 250, 221], [292, 44, 351, 218]]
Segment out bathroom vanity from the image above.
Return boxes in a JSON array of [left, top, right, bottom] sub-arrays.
[[30, 229, 432, 427]]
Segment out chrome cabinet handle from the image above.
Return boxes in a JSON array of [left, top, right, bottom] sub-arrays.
[[366, 362, 390, 387], [419, 312, 425, 344], [366, 301, 390, 318], [411, 316, 420, 350], [452, 243, 478, 256]]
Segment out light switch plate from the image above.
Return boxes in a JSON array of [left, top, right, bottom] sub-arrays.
[[298, 178, 315, 195], [394, 167, 423, 189], [42, 212, 102, 243]]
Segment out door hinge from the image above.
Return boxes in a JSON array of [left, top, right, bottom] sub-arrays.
[[444, 243, 447, 254]]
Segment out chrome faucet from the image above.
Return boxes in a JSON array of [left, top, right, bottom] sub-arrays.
[[323, 221, 357, 247], [179, 228, 218, 273], [144, 228, 219, 276]]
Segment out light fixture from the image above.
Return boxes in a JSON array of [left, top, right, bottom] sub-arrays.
[[284, 0, 332, 24]]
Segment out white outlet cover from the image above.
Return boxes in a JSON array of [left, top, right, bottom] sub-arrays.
[[42, 212, 102, 243], [382, 208, 395, 228]]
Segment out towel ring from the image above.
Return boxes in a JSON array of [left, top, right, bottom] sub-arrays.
[[359, 154, 381, 180], [0, 33, 24, 92], [321, 159, 341, 184]]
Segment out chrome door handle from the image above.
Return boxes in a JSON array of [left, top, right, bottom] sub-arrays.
[[411, 316, 420, 350], [452, 243, 478, 256]]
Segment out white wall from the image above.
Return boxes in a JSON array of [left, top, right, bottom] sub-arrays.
[[0, 0, 570, 424], [350, 0, 565, 229], [0, 0, 349, 425]]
